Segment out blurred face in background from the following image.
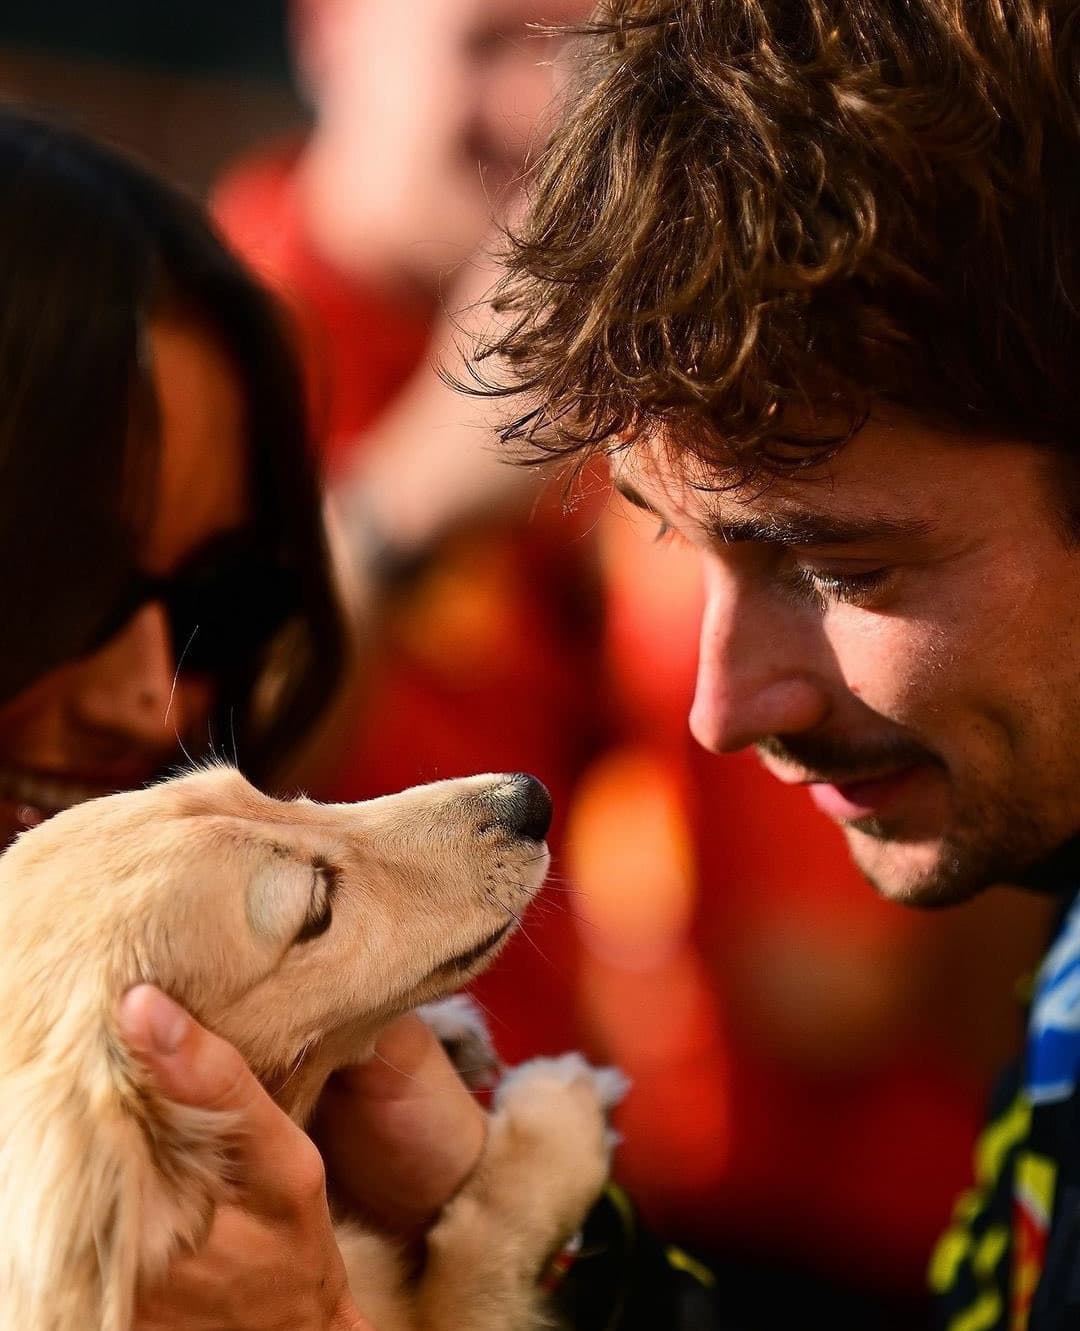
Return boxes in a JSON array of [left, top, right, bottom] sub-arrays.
[[0, 321, 250, 851], [294, 0, 590, 292]]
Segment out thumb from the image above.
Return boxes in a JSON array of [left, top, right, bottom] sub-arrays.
[[116, 984, 264, 1115], [117, 984, 323, 1219]]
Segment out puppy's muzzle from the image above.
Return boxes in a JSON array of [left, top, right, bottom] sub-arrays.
[[486, 773, 552, 843]]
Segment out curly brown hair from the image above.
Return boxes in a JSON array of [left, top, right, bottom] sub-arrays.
[[481, 0, 1080, 477]]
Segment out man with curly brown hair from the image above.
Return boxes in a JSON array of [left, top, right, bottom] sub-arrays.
[[476, 1, 1080, 1327]]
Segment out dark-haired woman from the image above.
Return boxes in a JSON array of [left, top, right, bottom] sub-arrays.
[[0, 109, 488, 1330]]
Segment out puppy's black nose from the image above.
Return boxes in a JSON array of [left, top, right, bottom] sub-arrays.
[[493, 773, 552, 842]]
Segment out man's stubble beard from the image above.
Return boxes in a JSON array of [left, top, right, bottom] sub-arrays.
[[843, 786, 1055, 909]]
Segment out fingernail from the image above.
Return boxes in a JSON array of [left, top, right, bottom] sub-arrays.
[[118, 985, 190, 1055]]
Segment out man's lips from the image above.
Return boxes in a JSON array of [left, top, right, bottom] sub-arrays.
[[807, 767, 925, 820], [758, 748, 933, 822]]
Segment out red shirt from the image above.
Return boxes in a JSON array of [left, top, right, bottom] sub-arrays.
[[213, 145, 607, 1060]]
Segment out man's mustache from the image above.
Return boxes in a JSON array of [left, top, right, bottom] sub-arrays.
[[756, 731, 938, 783]]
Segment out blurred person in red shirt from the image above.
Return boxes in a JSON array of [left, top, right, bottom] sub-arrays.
[[213, 0, 601, 1063]]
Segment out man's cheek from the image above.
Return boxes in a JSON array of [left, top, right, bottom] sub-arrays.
[[833, 620, 945, 726]]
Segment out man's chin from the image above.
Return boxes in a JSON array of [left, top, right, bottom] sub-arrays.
[[843, 824, 985, 909]]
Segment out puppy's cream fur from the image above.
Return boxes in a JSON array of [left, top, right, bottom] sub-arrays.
[[0, 766, 619, 1331]]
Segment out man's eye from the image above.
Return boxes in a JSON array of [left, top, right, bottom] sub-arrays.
[[786, 564, 893, 607]]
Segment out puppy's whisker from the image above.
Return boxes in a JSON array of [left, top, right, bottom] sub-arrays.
[[459, 989, 498, 1024], [451, 987, 511, 1037], [538, 869, 573, 884], [368, 1047, 485, 1099], [163, 625, 199, 735], [366, 1048, 428, 1088], [174, 732, 196, 772], [526, 899, 569, 919], [536, 897, 599, 930], [504, 913, 555, 969], [274, 1039, 314, 1095], [561, 910, 606, 937]]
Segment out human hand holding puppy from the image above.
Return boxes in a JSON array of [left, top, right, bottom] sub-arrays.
[[312, 1007, 489, 1240], [120, 985, 485, 1331], [2, 768, 616, 1331]]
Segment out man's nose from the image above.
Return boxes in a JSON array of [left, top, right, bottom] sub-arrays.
[[689, 560, 831, 754], [70, 602, 186, 749]]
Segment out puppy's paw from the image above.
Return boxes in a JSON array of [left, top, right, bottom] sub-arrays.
[[495, 1052, 629, 1149], [462, 1050, 629, 1246], [416, 994, 502, 1091], [431, 1053, 627, 1289]]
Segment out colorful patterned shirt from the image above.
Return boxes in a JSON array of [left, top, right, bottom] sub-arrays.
[[932, 889, 1080, 1331]]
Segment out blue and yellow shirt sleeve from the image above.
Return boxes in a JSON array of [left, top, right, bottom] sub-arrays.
[[931, 887, 1080, 1331]]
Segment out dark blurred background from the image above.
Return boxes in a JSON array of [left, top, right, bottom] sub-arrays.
[[0, 2, 301, 192]]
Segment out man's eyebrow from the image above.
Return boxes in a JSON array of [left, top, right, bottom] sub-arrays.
[[615, 481, 935, 546]]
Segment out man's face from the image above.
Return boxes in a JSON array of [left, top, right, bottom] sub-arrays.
[[616, 420, 1080, 906]]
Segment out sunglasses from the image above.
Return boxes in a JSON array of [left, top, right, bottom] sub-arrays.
[[92, 530, 304, 676]]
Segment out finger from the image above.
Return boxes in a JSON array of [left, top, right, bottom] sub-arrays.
[[117, 984, 327, 1221], [315, 1014, 486, 1236]]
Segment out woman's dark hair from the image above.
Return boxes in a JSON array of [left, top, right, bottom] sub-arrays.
[[482, 0, 1080, 478], [0, 108, 345, 780]]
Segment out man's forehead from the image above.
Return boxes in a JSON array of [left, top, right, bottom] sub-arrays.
[[610, 448, 936, 547]]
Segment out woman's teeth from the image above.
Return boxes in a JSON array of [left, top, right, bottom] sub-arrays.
[[0, 773, 110, 816]]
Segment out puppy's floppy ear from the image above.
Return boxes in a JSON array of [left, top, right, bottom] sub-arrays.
[[0, 1029, 236, 1331], [247, 847, 334, 945], [116, 1041, 239, 1280]]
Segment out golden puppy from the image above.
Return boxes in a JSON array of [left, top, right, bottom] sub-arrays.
[[0, 765, 623, 1331]]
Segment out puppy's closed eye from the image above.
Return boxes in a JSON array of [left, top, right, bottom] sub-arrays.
[[295, 861, 337, 944]]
